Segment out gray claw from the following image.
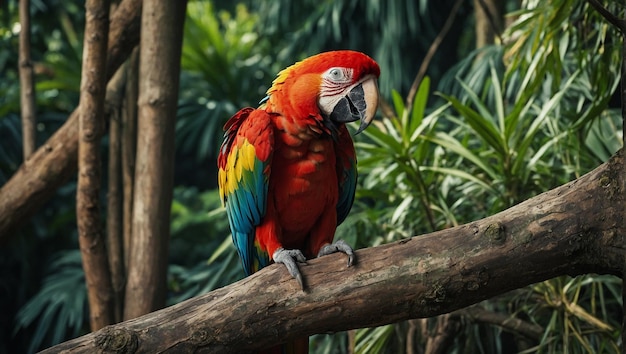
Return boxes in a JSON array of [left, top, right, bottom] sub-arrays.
[[317, 239, 355, 267], [273, 248, 307, 289]]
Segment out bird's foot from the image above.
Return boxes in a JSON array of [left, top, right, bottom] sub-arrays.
[[317, 239, 355, 267], [273, 248, 307, 290]]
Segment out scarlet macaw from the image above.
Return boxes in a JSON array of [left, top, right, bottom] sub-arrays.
[[218, 49, 379, 353], [218, 53, 379, 352]]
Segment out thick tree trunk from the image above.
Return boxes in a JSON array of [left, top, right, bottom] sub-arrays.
[[41, 151, 624, 353], [77, 0, 113, 331], [18, 0, 36, 160], [0, 0, 142, 243], [123, 0, 187, 320]]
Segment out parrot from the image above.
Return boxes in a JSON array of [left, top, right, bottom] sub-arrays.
[[217, 50, 380, 353]]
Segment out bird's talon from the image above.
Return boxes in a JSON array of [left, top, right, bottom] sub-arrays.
[[317, 239, 356, 266], [273, 248, 307, 290]]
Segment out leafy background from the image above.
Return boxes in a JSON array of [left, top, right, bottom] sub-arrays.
[[0, 0, 623, 352]]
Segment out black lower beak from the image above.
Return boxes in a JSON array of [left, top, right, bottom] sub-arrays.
[[329, 83, 366, 125]]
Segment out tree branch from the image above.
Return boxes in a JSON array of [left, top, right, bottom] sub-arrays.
[[0, 0, 142, 243], [41, 151, 625, 353]]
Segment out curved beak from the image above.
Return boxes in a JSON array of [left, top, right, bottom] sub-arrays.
[[328, 76, 379, 134]]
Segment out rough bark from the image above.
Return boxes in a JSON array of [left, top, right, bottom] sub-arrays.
[[123, 0, 187, 320], [105, 63, 127, 324], [0, 0, 142, 243], [19, 0, 36, 160], [41, 151, 625, 353], [77, 0, 113, 331]]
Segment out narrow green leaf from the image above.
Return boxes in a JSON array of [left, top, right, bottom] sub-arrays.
[[390, 89, 405, 119], [427, 132, 498, 180], [362, 122, 404, 154], [489, 63, 505, 136], [441, 94, 506, 156], [409, 76, 430, 133], [421, 166, 496, 194]]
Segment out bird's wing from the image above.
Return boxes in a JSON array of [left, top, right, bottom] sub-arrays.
[[218, 107, 274, 275]]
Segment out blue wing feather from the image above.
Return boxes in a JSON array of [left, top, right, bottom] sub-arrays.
[[218, 108, 273, 275]]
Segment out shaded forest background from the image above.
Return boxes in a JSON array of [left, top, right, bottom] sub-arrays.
[[0, 0, 624, 353]]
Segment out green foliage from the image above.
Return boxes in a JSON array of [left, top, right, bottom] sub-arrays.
[[13, 250, 87, 354], [354, 76, 463, 243], [504, 0, 622, 107], [585, 110, 623, 162], [177, 1, 274, 163], [355, 325, 397, 354], [168, 187, 243, 303], [0, 114, 22, 183], [519, 276, 622, 353], [0, 0, 84, 183], [250, 0, 469, 96], [438, 64, 581, 207]]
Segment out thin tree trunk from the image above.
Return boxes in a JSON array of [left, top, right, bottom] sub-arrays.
[[347, 330, 356, 354], [18, 0, 36, 160], [424, 315, 461, 354], [122, 47, 138, 272], [40, 150, 625, 353], [77, 0, 113, 331], [0, 0, 142, 243], [473, 0, 504, 48], [123, 0, 187, 320], [406, 319, 419, 354], [106, 64, 127, 324]]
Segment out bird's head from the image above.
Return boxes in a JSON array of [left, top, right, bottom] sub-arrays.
[[265, 50, 380, 135]]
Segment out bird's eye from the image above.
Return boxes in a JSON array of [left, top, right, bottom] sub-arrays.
[[326, 67, 348, 82]]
